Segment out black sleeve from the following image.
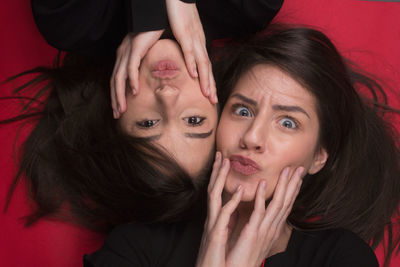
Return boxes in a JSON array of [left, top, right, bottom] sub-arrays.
[[84, 224, 158, 267], [197, 0, 284, 42], [31, 0, 194, 55], [330, 230, 379, 267]]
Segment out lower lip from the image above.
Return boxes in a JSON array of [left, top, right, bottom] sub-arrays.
[[152, 60, 179, 78], [152, 69, 179, 78], [230, 160, 260, 176]]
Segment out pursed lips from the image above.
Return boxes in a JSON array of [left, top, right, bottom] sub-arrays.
[[229, 154, 260, 176], [152, 60, 179, 79]]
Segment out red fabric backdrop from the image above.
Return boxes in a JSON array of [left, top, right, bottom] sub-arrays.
[[1, 0, 399, 266]]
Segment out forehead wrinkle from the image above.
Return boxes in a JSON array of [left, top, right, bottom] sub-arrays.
[[247, 66, 316, 116]]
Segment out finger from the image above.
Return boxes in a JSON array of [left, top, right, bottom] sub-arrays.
[[182, 47, 198, 78], [269, 171, 303, 243], [196, 49, 211, 98], [208, 159, 230, 224], [208, 151, 222, 193], [210, 158, 230, 198], [110, 54, 122, 118], [213, 185, 243, 231], [262, 167, 291, 226], [114, 48, 130, 116], [277, 167, 304, 221], [248, 180, 267, 228], [128, 53, 140, 95], [208, 65, 218, 104]]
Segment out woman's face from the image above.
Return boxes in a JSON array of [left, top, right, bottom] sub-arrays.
[[217, 65, 328, 201], [119, 39, 218, 177]]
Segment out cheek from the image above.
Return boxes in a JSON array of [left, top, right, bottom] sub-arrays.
[[216, 117, 238, 153], [268, 134, 319, 171]]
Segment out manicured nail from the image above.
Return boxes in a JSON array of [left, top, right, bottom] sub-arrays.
[[236, 185, 242, 193], [283, 167, 290, 176], [213, 93, 218, 103], [261, 180, 266, 189], [297, 167, 305, 178], [206, 87, 211, 96]]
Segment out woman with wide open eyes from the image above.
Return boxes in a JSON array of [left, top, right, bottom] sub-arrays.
[[86, 27, 400, 267]]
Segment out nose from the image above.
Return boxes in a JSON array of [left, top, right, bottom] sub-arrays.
[[155, 84, 180, 108], [239, 118, 266, 153]]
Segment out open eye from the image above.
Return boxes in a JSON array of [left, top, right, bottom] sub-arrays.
[[136, 119, 160, 128], [233, 104, 252, 117], [279, 117, 298, 129], [184, 116, 205, 126]]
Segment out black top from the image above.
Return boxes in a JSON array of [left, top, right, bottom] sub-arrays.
[[31, 0, 283, 56], [84, 221, 379, 267]]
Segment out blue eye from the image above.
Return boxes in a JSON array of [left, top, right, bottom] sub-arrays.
[[279, 117, 297, 129], [136, 119, 159, 128], [184, 116, 205, 126], [233, 105, 252, 117]]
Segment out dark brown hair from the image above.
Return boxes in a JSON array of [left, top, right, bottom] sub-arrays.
[[1, 53, 209, 232], [215, 25, 400, 266]]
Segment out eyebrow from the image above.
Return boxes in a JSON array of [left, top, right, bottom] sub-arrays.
[[230, 93, 257, 106], [272, 105, 310, 118], [231, 93, 310, 118], [184, 129, 213, 139], [139, 129, 213, 141]]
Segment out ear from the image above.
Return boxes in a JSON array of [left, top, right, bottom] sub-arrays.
[[308, 147, 329, 175]]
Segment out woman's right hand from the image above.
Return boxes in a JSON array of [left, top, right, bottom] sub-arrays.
[[111, 30, 164, 119]]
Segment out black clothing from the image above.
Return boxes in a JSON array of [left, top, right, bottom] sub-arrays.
[[84, 221, 378, 267], [31, 0, 283, 56], [84, 220, 204, 267]]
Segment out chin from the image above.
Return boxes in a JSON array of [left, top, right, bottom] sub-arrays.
[[224, 177, 258, 202]]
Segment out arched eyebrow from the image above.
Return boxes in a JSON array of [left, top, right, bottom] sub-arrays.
[[230, 93, 257, 106], [272, 105, 310, 118], [140, 129, 213, 141]]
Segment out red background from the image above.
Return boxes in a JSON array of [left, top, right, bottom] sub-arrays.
[[1, 0, 399, 266]]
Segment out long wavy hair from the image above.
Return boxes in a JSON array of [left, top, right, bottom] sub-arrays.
[[215, 25, 400, 266], [1, 53, 209, 232]]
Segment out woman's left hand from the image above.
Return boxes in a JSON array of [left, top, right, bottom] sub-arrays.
[[166, 0, 218, 103], [226, 167, 304, 267]]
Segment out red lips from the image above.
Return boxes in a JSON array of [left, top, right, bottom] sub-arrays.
[[152, 60, 179, 79], [229, 155, 260, 176]]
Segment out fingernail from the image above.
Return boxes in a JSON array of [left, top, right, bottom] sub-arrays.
[[223, 158, 229, 166], [117, 104, 121, 113], [193, 68, 198, 77], [236, 185, 242, 193], [283, 167, 290, 176], [297, 167, 305, 178], [215, 151, 221, 160], [261, 180, 266, 189], [132, 87, 137, 95], [113, 110, 117, 119], [213, 93, 219, 103]]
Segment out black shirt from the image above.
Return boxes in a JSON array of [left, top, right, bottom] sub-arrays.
[[31, 0, 283, 56], [84, 220, 378, 267]]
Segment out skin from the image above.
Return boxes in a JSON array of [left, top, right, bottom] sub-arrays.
[[112, 0, 216, 118], [196, 64, 329, 267], [119, 39, 218, 177], [217, 64, 328, 202]]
